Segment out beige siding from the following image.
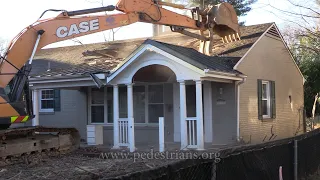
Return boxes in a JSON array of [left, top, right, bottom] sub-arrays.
[[237, 34, 304, 143]]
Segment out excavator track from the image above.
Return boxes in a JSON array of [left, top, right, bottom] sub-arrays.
[[0, 126, 80, 166]]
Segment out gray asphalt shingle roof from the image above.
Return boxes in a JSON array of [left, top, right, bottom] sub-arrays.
[[30, 23, 274, 78], [143, 39, 241, 74]]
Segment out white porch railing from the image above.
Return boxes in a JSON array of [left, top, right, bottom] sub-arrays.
[[186, 117, 197, 148], [118, 118, 129, 146], [159, 117, 165, 152]]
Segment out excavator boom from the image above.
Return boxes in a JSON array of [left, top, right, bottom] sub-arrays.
[[0, 0, 240, 162]]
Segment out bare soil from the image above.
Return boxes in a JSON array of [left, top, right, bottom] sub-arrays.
[[0, 147, 182, 180]]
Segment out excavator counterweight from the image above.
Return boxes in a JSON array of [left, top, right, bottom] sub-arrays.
[[0, 0, 240, 162]]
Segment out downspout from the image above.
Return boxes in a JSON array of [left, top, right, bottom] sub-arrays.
[[89, 73, 106, 88], [236, 77, 246, 142]]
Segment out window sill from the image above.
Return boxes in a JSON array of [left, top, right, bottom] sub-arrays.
[[39, 112, 55, 115], [39, 109, 54, 113], [261, 117, 275, 122]]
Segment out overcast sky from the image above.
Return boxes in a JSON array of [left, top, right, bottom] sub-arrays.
[[0, 0, 314, 49]]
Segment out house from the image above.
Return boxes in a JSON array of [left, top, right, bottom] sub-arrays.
[[25, 22, 305, 151]]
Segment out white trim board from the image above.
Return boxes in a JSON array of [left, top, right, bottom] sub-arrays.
[[106, 44, 206, 83]]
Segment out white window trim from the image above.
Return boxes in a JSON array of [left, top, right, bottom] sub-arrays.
[[39, 89, 54, 113], [88, 87, 107, 124], [262, 81, 271, 118]]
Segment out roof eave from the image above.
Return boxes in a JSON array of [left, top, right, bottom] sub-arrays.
[[204, 69, 247, 81], [29, 73, 107, 83]]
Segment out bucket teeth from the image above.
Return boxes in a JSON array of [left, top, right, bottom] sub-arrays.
[[221, 33, 241, 44], [237, 33, 241, 40], [224, 36, 229, 43]]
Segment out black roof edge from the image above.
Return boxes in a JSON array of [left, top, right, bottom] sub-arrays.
[[143, 39, 208, 69], [143, 39, 242, 74]]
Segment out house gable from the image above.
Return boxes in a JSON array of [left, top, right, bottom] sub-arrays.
[[233, 23, 305, 83], [107, 44, 206, 84]]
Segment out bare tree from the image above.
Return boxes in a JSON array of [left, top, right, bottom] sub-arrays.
[[85, 0, 122, 42], [255, 0, 320, 62]]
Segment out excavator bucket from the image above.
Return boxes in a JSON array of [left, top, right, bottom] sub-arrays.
[[207, 2, 240, 38], [199, 2, 241, 55]]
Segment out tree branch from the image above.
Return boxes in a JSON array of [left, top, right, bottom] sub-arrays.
[[287, 0, 320, 16], [71, 38, 84, 45], [264, 3, 320, 19], [295, 45, 319, 54]]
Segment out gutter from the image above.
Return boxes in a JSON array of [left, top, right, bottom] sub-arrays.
[[236, 77, 246, 142], [203, 69, 247, 81], [29, 73, 107, 89], [89, 73, 106, 89]]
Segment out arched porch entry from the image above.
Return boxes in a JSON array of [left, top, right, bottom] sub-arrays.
[[111, 59, 205, 152], [132, 65, 176, 146]]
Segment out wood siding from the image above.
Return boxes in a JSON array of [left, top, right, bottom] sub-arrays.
[[237, 34, 304, 143]]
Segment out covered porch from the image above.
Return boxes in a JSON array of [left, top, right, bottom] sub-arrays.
[[105, 45, 245, 152]]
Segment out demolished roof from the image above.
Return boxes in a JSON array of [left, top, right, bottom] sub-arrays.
[[30, 22, 273, 78]]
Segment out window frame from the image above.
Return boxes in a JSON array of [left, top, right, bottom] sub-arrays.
[[39, 89, 55, 113], [262, 81, 271, 119], [147, 84, 164, 124], [88, 87, 107, 124]]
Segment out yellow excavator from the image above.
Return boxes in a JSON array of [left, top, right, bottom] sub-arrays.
[[0, 0, 240, 162]]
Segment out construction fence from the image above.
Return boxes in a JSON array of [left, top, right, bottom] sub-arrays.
[[107, 128, 320, 180]]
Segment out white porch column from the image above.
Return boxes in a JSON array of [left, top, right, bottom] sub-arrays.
[[196, 80, 204, 150], [113, 85, 120, 149], [203, 81, 213, 143], [32, 89, 39, 126], [127, 83, 135, 152], [179, 81, 188, 149]]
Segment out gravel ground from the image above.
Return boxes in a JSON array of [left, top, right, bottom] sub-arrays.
[[0, 147, 183, 180]]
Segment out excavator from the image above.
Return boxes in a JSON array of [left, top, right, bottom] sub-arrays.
[[0, 0, 240, 163]]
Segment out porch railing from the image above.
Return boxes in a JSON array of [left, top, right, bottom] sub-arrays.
[[119, 118, 129, 146], [186, 117, 197, 148]]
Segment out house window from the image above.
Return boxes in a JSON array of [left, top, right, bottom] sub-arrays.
[[91, 88, 104, 123], [133, 86, 146, 123], [262, 81, 271, 118], [258, 80, 276, 120], [148, 84, 164, 123], [40, 89, 54, 112]]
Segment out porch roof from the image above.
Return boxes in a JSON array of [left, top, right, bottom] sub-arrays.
[[144, 40, 241, 74], [29, 23, 273, 80]]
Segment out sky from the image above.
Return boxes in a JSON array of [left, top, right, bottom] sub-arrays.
[[0, 0, 316, 49]]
